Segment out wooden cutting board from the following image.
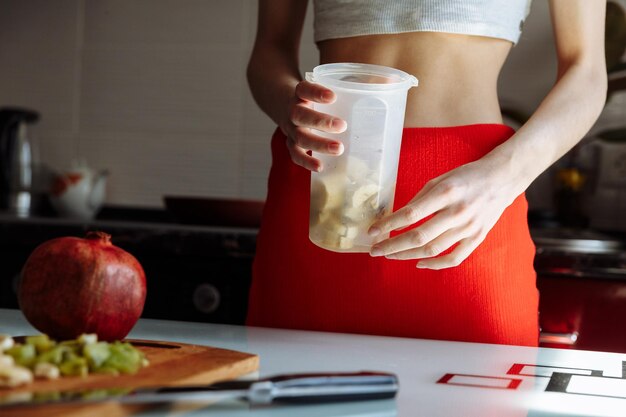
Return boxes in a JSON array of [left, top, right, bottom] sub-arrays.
[[0, 339, 259, 417]]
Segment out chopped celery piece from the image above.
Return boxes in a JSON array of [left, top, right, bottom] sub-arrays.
[[101, 342, 143, 374], [6, 344, 36, 367], [59, 340, 81, 353], [35, 345, 72, 365], [4, 334, 148, 382], [83, 342, 111, 370], [25, 335, 56, 353], [59, 357, 88, 377]]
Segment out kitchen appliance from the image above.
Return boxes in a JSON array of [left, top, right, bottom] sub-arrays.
[[0, 107, 40, 217], [585, 129, 626, 232]]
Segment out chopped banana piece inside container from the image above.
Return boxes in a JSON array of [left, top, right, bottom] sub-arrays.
[[346, 156, 370, 180], [351, 183, 379, 208], [310, 155, 387, 251]]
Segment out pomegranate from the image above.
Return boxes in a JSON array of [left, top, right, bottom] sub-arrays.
[[19, 231, 147, 341]]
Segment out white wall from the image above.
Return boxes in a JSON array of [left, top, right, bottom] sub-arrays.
[[0, 0, 612, 210], [0, 0, 275, 207]]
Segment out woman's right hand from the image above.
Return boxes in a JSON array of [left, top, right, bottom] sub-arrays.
[[280, 80, 347, 172]]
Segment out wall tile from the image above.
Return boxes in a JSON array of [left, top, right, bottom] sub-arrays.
[[0, 0, 80, 132], [0, 0, 78, 45], [84, 0, 243, 46], [299, 1, 319, 73], [37, 131, 78, 174], [498, 0, 557, 115], [78, 131, 240, 206], [242, 96, 276, 134], [240, 134, 272, 200], [79, 46, 244, 134], [0, 0, 567, 210], [0, 44, 77, 131]]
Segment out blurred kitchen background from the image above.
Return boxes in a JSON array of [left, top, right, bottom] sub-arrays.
[[1, 1, 626, 352]]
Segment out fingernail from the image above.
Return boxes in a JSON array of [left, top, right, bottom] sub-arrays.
[[368, 227, 380, 237], [370, 247, 382, 257], [385, 254, 396, 260], [416, 263, 427, 269], [331, 118, 346, 131], [322, 90, 334, 102], [329, 143, 344, 154]]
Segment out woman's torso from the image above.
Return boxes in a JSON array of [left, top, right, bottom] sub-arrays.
[[318, 32, 513, 127]]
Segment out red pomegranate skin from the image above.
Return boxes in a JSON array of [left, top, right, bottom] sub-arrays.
[[19, 232, 147, 341]]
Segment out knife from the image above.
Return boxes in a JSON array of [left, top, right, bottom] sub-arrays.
[[0, 371, 398, 408]]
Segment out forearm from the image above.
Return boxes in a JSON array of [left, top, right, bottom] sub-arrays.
[[247, 42, 302, 131], [485, 60, 607, 195]]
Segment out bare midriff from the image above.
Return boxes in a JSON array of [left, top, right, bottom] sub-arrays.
[[318, 31, 513, 127]]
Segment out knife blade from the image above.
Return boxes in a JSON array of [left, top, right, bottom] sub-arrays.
[[0, 371, 398, 408]]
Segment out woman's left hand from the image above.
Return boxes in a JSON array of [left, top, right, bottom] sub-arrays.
[[368, 158, 524, 270]]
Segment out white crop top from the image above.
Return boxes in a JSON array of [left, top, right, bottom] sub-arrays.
[[314, 0, 533, 45]]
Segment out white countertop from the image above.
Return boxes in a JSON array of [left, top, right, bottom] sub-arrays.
[[2, 308, 625, 417]]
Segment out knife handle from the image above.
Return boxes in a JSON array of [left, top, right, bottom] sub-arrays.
[[247, 371, 399, 404]]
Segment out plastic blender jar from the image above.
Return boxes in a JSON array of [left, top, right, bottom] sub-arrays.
[[306, 63, 418, 253]]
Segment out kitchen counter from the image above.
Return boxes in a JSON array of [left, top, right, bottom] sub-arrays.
[[2, 308, 626, 417]]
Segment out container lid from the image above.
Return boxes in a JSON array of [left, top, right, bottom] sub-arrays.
[[305, 63, 418, 92]]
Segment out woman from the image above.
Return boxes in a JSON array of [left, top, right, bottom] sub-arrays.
[[245, 0, 607, 346]]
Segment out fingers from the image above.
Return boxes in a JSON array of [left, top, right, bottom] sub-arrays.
[[383, 225, 471, 261], [285, 126, 344, 171], [369, 208, 463, 257], [416, 234, 485, 270], [284, 81, 347, 172], [368, 194, 444, 238], [291, 81, 346, 133], [290, 102, 347, 133], [289, 126, 344, 154], [379, 228, 486, 270], [286, 138, 322, 172], [295, 80, 335, 103], [368, 182, 464, 237]]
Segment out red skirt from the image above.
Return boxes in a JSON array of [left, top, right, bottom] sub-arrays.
[[247, 124, 539, 346]]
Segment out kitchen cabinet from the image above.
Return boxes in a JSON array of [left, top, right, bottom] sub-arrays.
[[533, 228, 626, 353], [538, 275, 626, 352], [2, 307, 626, 417], [0, 213, 256, 325]]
